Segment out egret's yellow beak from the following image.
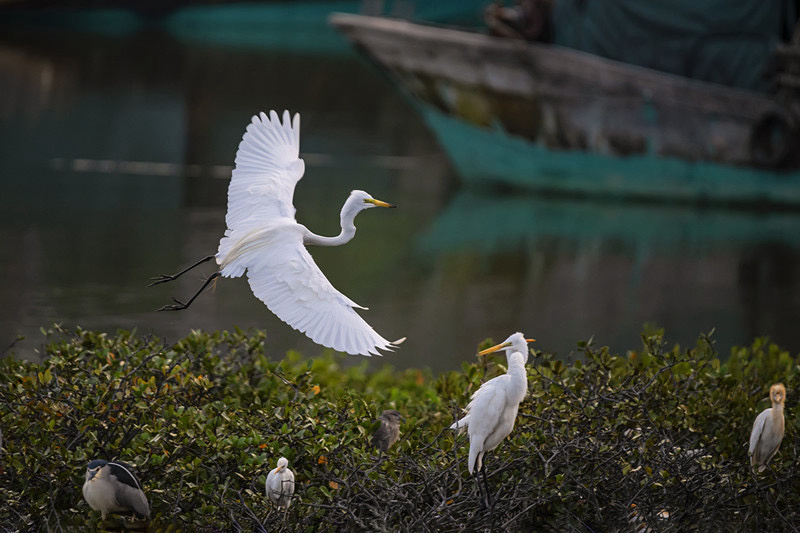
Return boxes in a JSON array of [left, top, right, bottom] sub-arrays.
[[366, 198, 396, 208], [478, 339, 536, 356], [276, 465, 284, 472]]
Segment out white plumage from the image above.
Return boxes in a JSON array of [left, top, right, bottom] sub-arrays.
[[152, 110, 402, 356], [749, 383, 786, 471], [450, 332, 535, 474], [266, 457, 295, 510]]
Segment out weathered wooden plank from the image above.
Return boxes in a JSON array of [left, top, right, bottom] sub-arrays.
[[331, 13, 776, 119]]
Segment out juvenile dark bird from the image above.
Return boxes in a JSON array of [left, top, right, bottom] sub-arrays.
[[749, 383, 786, 471], [371, 409, 404, 452], [82, 459, 150, 521]]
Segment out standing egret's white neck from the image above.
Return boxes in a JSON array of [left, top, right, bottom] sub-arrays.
[[477, 332, 536, 405], [303, 190, 395, 247]]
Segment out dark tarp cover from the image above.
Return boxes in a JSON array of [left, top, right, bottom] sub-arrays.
[[552, 0, 798, 92]]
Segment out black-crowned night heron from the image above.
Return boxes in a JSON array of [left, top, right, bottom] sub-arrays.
[[371, 410, 404, 453], [749, 383, 786, 471], [266, 457, 295, 510], [82, 459, 150, 521]]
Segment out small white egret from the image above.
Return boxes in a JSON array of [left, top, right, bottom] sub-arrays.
[[450, 332, 535, 505], [749, 383, 786, 471], [266, 457, 295, 510], [371, 409, 404, 453], [150, 110, 403, 356]]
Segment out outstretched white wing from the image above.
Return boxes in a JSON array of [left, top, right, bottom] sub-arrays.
[[225, 110, 304, 231], [449, 375, 509, 433], [216, 110, 397, 356], [454, 374, 514, 473], [242, 225, 396, 356]]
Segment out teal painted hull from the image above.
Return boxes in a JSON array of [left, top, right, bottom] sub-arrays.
[[419, 104, 800, 206]]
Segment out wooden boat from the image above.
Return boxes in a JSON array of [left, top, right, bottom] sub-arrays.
[[331, 13, 800, 205]]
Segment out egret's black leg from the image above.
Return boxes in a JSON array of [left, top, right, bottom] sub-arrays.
[[473, 451, 492, 509], [157, 272, 221, 311], [473, 469, 487, 509], [481, 461, 494, 509], [148, 255, 216, 287]]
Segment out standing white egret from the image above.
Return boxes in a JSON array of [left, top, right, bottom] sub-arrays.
[[266, 457, 295, 510], [749, 383, 786, 471], [450, 332, 535, 505], [150, 110, 403, 356]]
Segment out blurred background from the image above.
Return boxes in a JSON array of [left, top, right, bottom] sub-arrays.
[[2, 0, 800, 373]]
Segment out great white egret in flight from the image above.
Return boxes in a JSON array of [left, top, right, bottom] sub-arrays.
[[749, 383, 786, 471], [266, 457, 295, 510], [150, 110, 403, 356], [450, 332, 535, 506]]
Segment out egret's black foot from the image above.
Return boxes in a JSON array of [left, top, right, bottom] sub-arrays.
[[157, 298, 189, 311], [148, 274, 178, 287]]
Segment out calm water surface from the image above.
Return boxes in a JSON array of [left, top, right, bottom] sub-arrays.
[[2, 21, 800, 372]]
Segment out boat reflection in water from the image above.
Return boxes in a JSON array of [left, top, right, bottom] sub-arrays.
[[416, 189, 800, 359]]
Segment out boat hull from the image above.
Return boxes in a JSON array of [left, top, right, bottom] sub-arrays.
[[419, 104, 800, 205], [331, 14, 800, 204]]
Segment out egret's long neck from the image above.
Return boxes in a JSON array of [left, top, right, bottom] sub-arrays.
[[303, 206, 358, 247], [506, 352, 528, 403]]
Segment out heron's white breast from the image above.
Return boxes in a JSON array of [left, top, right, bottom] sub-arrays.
[[83, 478, 124, 513]]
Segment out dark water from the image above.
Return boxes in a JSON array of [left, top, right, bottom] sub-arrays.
[[2, 18, 800, 373]]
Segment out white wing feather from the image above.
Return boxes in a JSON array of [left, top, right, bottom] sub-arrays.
[[215, 111, 396, 357], [450, 375, 510, 430], [222, 222, 394, 356], [247, 233, 393, 355], [450, 374, 514, 474], [225, 110, 304, 230]]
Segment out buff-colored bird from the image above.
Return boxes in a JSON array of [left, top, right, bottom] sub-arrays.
[[749, 383, 786, 471]]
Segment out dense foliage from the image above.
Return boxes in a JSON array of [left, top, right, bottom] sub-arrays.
[[1, 326, 798, 531]]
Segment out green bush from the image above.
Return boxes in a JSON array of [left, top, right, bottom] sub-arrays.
[[1, 326, 798, 531]]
